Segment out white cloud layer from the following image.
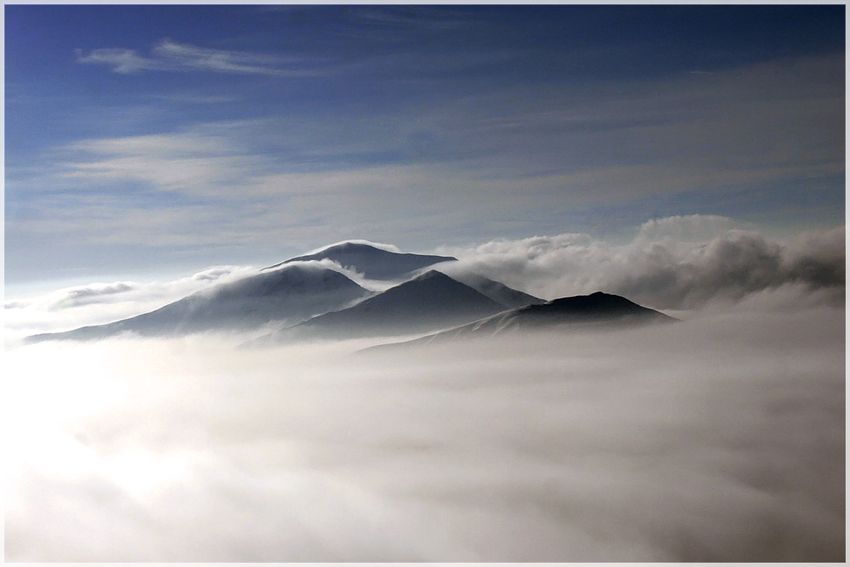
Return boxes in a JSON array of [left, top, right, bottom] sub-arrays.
[[5, 307, 844, 560], [438, 218, 844, 310]]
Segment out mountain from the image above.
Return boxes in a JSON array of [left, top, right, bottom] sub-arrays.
[[447, 272, 544, 309], [26, 264, 371, 343], [263, 241, 457, 280], [364, 292, 676, 350], [266, 270, 507, 341]]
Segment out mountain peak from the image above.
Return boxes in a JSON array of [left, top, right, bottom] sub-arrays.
[[265, 242, 457, 280], [526, 292, 646, 316], [274, 268, 505, 341], [410, 269, 452, 282]]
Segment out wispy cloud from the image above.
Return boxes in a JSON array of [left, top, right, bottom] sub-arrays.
[[51, 52, 847, 203], [76, 39, 318, 77], [74, 47, 162, 74], [50, 282, 135, 310], [350, 6, 473, 31], [58, 125, 271, 196], [147, 93, 237, 105]]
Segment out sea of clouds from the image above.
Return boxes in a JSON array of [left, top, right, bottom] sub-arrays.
[[4, 307, 844, 561]]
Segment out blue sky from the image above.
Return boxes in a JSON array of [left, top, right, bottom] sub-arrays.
[[5, 5, 845, 286]]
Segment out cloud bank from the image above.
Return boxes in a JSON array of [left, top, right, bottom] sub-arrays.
[[5, 308, 844, 561], [439, 217, 844, 310]]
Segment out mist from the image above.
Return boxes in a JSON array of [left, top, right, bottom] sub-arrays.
[[5, 307, 843, 561]]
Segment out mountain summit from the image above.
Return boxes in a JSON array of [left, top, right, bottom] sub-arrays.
[[264, 241, 457, 280]]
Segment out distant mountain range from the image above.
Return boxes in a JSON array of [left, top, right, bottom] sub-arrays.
[[25, 241, 673, 345]]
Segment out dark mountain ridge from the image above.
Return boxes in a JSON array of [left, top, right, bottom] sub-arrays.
[[362, 291, 676, 351]]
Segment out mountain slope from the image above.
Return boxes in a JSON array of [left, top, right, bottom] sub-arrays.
[[364, 292, 676, 350], [27, 265, 371, 343], [271, 270, 507, 341], [264, 241, 457, 280], [448, 272, 544, 309]]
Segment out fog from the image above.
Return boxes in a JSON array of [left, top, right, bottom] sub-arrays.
[[5, 307, 844, 561]]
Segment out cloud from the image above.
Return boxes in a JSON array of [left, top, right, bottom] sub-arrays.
[[76, 39, 317, 77], [303, 239, 402, 255], [348, 6, 474, 32], [5, 308, 844, 560], [4, 265, 258, 340], [437, 220, 844, 310], [74, 47, 163, 74], [782, 226, 847, 289], [192, 267, 239, 282], [147, 93, 237, 105], [635, 214, 741, 243], [50, 282, 135, 310], [58, 125, 270, 197]]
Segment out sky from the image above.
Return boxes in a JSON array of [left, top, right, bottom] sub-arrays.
[[4, 5, 846, 287]]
